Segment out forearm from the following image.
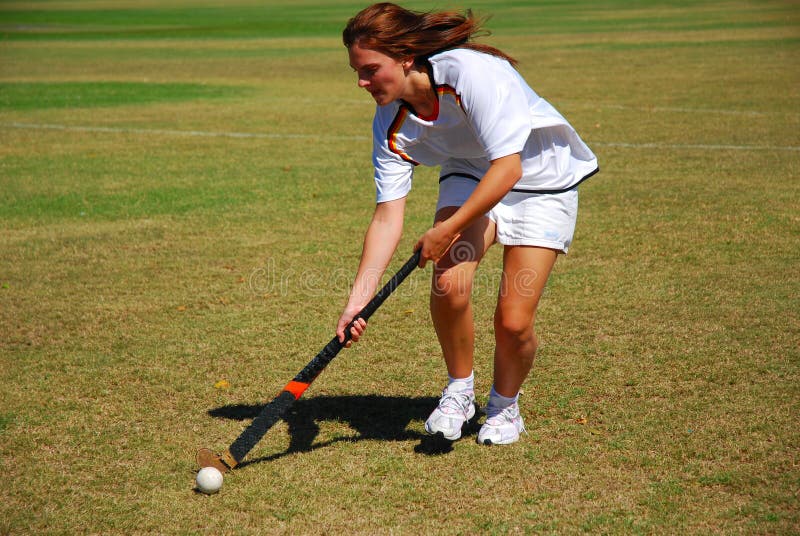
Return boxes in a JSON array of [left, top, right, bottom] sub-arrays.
[[414, 154, 521, 266], [348, 198, 405, 308], [440, 153, 522, 237]]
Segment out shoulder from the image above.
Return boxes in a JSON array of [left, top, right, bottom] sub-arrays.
[[429, 48, 498, 67], [428, 48, 513, 72], [428, 49, 512, 82]]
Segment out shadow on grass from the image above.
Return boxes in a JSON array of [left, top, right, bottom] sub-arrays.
[[208, 394, 483, 466]]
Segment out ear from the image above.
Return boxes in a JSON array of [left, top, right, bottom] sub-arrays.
[[401, 57, 415, 71]]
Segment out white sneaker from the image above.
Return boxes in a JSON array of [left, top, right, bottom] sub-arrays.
[[477, 402, 526, 445], [424, 382, 476, 441]]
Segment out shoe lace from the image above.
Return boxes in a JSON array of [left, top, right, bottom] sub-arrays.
[[485, 404, 526, 433], [440, 390, 473, 416]]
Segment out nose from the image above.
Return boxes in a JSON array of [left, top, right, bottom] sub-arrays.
[[358, 77, 369, 88]]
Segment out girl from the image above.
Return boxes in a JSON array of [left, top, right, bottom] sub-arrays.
[[336, 3, 598, 445]]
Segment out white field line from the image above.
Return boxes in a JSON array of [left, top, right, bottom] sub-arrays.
[[0, 121, 370, 141], [593, 103, 798, 117], [2, 121, 799, 152], [593, 141, 800, 152]]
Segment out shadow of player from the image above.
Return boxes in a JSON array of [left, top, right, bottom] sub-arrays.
[[208, 394, 482, 466]]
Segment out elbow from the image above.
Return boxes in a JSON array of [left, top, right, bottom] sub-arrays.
[[510, 159, 523, 183], [495, 153, 523, 187], [372, 197, 406, 238]]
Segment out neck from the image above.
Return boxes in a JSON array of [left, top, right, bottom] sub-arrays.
[[402, 66, 436, 116]]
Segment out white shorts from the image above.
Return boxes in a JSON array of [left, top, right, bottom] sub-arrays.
[[436, 176, 579, 253]]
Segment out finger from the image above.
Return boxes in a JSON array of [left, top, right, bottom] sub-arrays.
[[434, 233, 462, 265], [337, 320, 350, 342], [414, 245, 428, 268], [412, 240, 429, 268], [355, 318, 367, 332], [337, 312, 357, 343]]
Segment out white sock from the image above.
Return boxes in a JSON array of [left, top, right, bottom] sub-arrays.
[[488, 385, 518, 409], [448, 371, 474, 392]]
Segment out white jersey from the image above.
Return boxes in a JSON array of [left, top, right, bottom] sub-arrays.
[[371, 48, 598, 203]]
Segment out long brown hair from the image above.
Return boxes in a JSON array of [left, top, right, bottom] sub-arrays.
[[342, 2, 517, 66]]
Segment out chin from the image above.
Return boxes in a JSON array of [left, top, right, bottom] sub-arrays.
[[370, 93, 392, 106]]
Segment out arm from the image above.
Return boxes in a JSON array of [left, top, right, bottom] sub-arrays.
[[336, 196, 406, 343], [415, 153, 522, 267]]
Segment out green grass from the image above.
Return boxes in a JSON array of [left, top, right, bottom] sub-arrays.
[[1, 0, 799, 534], [0, 81, 248, 110], [0, 2, 356, 40]]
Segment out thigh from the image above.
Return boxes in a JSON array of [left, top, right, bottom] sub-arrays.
[[431, 206, 496, 293], [434, 206, 495, 269], [497, 245, 558, 322]]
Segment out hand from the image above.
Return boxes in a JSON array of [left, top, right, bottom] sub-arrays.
[[336, 306, 368, 347], [414, 221, 460, 268]]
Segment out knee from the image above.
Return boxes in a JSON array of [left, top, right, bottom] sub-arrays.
[[494, 308, 535, 345], [431, 270, 473, 312]]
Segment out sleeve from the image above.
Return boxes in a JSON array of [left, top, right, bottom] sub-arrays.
[[452, 56, 532, 161], [372, 114, 414, 203]]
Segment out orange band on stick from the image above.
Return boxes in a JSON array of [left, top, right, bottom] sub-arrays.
[[284, 380, 310, 400]]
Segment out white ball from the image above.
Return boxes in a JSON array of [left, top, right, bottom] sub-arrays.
[[196, 467, 223, 494]]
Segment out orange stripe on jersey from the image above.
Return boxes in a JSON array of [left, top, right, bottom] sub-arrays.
[[387, 106, 418, 164], [437, 85, 462, 110], [284, 380, 310, 400]]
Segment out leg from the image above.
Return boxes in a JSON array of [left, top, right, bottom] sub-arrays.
[[493, 246, 558, 397], [424, 207, 494, 441], [429, 206, 495, 379], [477, 246, 557, 445]]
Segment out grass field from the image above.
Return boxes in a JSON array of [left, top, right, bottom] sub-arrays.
[[1, 1, 799, 534]]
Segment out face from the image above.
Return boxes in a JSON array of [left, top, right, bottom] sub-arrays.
[[348, 42, 412, 106]]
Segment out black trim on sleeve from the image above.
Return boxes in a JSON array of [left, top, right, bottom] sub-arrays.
[[439, 167, 599, 194]]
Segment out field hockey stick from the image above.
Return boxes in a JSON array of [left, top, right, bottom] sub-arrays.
[[197, 249, 422, 473]]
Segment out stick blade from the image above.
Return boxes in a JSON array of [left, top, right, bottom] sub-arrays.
[[196, 448, 235, 473]]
